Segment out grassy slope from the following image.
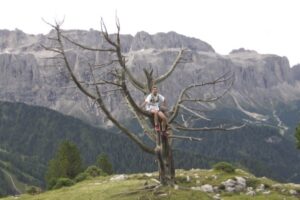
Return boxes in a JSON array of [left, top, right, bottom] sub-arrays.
[[1, 169, 300, 200]]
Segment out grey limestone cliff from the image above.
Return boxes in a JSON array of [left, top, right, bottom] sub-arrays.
[[0, 29, 299, 128]]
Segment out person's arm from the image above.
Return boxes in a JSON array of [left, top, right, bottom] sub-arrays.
[[140, 100, 147, 108], [162, 98, 167, 107], [140, 94, 150, 109]]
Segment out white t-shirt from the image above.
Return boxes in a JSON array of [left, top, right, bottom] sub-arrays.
[[145, 94, 165, 111]]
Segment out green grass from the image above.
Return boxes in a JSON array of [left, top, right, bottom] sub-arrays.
[[1, 169, 299, 200], [1, 177, 210, 200], [223, 193, 299, 200]]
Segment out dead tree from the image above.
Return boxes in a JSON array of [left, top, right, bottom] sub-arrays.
[[43, 18, 244, 186]]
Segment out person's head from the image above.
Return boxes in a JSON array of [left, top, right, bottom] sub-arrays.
[[151, 86, 158, 95]]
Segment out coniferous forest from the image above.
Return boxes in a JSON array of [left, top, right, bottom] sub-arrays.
[[1, 101, 300, 196]]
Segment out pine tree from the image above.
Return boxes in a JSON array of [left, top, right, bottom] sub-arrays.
[[96, 153, 113, 175], [45, 141, 82, 188]]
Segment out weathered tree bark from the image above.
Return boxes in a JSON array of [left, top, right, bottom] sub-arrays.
[[154, 126, 175, 185]]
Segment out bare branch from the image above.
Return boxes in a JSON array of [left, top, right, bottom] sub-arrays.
[[99, 17, 148, 95], [120, 70, 152, 117], [47, 24, 97, 100], [169, 72, 234, 123], [61, 34, 116, 52], [46, 37, 59, 41], [40, 44, 62, 54], [87, 56, 155, 154], [174, 123, 246, 132], [102, 88, 123, 94], [143, 68, 153, 91], [87, 64, 122, 87], [168, 135, 203, 142], [115, 15, 121, 47], [125, 100, 156, 142], [124, 66, 147, 94], [100, 18, 119, 49], [44, 24, 149, 149], [41, 18, 57, 29], [181, 76, 234, 104], [97, 96, 155, 154], [93, 60, 115, 69], [179, 105, 211, 121], [155, 49, 185, 84], [98, 20, 152, 116]]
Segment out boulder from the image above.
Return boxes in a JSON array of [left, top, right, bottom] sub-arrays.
[[200, 184, 214, 193]]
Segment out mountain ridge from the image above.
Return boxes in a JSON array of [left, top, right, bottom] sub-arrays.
[[1, 28, 299, 130]]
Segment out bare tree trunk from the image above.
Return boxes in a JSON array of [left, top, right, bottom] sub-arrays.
[[155, 126, 175, 185]]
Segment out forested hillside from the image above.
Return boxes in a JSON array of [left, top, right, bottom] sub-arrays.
[[1, 101, 300, 196], [0, 101, 212, 196]]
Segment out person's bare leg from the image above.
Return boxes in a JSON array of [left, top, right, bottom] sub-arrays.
[[158, 111, 167, 131], [151, 110, 159, 130]]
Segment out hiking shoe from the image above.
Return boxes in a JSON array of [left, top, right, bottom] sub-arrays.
[[155, 124, 160, 131]]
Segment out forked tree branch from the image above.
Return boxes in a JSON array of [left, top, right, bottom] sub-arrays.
[[174, 122, 246, 132], [61, 35, 116, 52], [169, 72, 234, 123], [54, 26, 97, 100], [168, 135, 203, 142], [155, 49, 185, 84], [124, 66, 147, 94], [98, 20, 153, 117], [45, 22, 155, 155], [119, 70, 152, 117], [179, 105, 211, 121]]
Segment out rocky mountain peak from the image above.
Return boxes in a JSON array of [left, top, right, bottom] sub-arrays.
[[131, 31, 215, 52], [291, 64, 300, 81], [0, 29, 300, 127], [229, 48, 257, 54]]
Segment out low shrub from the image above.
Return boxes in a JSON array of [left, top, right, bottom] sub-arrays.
[[75, 172, 88, 182], [213, 162, 236, 173], [246, 178, 260, 188], [53, 178, 74, 189], [26, 186, 41, 195], [85, 165, 107, 177]]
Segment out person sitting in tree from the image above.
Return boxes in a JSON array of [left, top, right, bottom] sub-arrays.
[[141, 85, 168, 135]]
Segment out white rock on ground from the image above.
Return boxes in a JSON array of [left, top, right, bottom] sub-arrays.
[[262, 190, 271, 195], [213, 193, 221, 200], [246, 190, 256, 196], [222, 179, 235, 188], [222, 177, 247, 192], [191, 186, 201, 191], [110, 174, 128, 181], [235, 177, 246, 188], [174, 185, 179, 190], [256, 184, 265, 192], [144, 173, 153, 177], [200, 184, 214, 193], [289, 189, 298, 195], [186, 176, 191, 182]]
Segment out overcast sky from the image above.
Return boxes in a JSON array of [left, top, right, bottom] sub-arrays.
[[1, 0, 299, 66]]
